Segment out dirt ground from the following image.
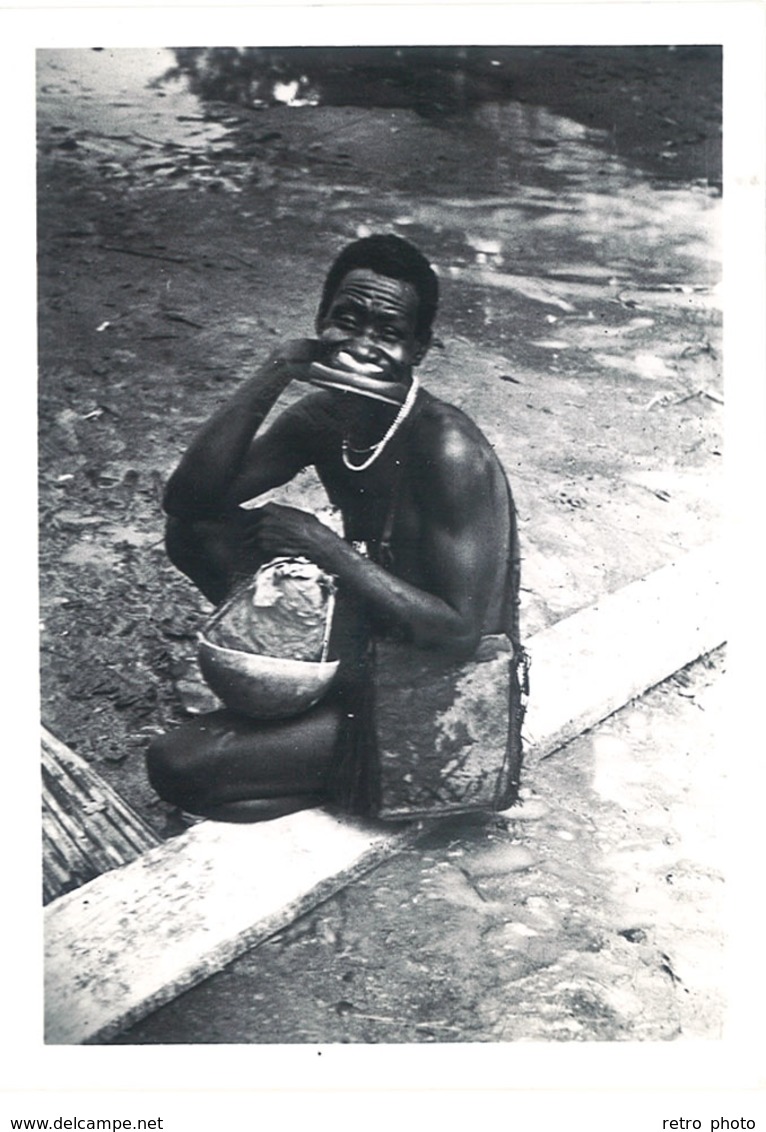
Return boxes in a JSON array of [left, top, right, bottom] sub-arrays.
[[37, 46, 724, 1042], [114, 648, 725, 1044]]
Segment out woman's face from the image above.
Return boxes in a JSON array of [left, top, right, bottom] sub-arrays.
[[316, 268, 426, 386]]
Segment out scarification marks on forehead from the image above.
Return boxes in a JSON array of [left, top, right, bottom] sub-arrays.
[[332, 269, 420, 324]]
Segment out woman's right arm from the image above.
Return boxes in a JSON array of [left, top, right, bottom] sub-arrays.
[[162, 339, 323, 521]]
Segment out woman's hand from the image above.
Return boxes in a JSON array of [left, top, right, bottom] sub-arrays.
[[268, 338, 331, 385], [238, 502, 336, 567]]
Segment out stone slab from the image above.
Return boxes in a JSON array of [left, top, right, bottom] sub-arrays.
[[522, 541, 724, 758], [44, 809, 427, 1044]]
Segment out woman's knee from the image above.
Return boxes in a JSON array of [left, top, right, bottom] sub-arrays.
[[164, 515, 188, 566], [146, 729, 208, 811], [146, 702, 342, 811], [165, 515, 209, 580], [164, 516, 230, 604]]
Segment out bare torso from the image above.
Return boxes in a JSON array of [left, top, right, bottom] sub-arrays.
[[288, 386, 514, 639]]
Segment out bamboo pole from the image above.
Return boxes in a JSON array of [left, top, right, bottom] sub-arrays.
[[41, 729, 160, 904]]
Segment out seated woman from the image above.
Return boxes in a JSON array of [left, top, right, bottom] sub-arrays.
[[147, 234, 523, 822]]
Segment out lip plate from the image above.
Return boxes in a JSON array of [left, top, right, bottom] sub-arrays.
[[308, 361, 408, 406]]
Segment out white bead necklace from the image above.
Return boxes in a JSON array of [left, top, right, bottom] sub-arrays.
[[341, 377, 420, 473]]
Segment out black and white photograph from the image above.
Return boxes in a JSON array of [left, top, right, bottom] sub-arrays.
[[4, 0, 765, 1120]]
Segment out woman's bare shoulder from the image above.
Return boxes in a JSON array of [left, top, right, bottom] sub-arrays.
[[414, 391, 499, 471]]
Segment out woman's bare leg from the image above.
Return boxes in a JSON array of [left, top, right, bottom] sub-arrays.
[[146, 700, 343, 822]]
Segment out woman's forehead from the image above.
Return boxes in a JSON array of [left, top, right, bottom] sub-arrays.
[[331, 268, 419, 317]]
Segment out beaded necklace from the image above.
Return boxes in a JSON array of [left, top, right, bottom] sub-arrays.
[[341, 377, 420, 473]]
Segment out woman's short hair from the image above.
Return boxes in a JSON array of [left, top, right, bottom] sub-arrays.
[[317, 234, 439, 342]]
